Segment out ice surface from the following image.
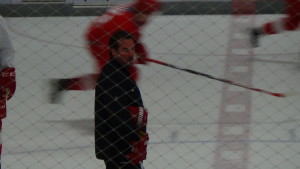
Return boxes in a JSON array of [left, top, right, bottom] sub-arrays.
[[2, 15, 300, 169]]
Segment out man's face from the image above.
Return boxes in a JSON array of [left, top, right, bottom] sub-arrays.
[[111, 38, 136, 66]]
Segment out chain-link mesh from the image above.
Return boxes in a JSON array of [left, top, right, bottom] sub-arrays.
[[0, 0, 299, 169]]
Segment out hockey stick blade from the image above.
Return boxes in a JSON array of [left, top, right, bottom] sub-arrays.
[[146, 58, 286, 98], [282, 91, 300, 97]]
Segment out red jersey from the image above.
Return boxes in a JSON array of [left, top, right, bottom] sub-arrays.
[[285, 0, 300, 16], [85, 5, 144, 72]]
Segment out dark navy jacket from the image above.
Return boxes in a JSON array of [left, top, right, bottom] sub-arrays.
[[94, 58, 144, 161]]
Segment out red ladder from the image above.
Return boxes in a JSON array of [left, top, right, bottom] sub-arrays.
[[213, 1, 255, 169]]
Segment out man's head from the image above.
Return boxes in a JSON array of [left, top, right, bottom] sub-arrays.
[[130, 0, 161, 26], [109, 30, 136, 66]]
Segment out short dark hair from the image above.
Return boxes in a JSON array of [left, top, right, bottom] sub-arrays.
[[109, 30, 135, 52]]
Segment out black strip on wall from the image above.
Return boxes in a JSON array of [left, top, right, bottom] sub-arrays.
[[0, 1, 285, 17]]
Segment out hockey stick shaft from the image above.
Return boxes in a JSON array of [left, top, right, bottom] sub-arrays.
[[145, 58, 286, 98]]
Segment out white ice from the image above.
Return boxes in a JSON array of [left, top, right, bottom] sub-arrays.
[[2, 15, 300, 169]]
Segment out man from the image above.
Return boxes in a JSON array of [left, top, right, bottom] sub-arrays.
[[249, 0, 300, 47], [0, 15, 16, 168], [95, 30, 149, 169], [49, 0, 160, 103]]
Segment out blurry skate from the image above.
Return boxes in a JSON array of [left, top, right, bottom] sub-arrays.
[[247, 27, 264, 48], [48, 79, 65, 104]]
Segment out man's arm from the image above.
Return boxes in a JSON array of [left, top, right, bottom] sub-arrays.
[[0, 16, 16, 118], [95, 70, 140, 142]]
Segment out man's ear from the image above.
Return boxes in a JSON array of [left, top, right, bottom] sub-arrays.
[[111, 48, 117, 57]]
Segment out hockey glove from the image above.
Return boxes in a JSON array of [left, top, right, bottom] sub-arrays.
[[0, 67, 16, 100], [128, 106, 148, 130], [127, 106, 149, 164], [127, 131, 149, 164], [0, 99, 6, 119]]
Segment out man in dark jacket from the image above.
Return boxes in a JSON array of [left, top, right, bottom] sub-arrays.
[[95, 30, 149, 169]]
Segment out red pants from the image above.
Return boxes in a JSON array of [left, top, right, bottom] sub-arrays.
[[263, 0, 300, 34]]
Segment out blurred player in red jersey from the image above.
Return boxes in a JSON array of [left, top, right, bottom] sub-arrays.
[[249, 0, 300, 47], [49, 0, 161, 103], [0, 15, 16, 168]]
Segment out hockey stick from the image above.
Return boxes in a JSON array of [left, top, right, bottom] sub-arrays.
[[145, 58, 286, 98]]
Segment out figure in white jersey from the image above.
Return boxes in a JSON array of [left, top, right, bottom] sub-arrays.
[[249, 0, 300, 47], [0, 15, 16, 169]]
